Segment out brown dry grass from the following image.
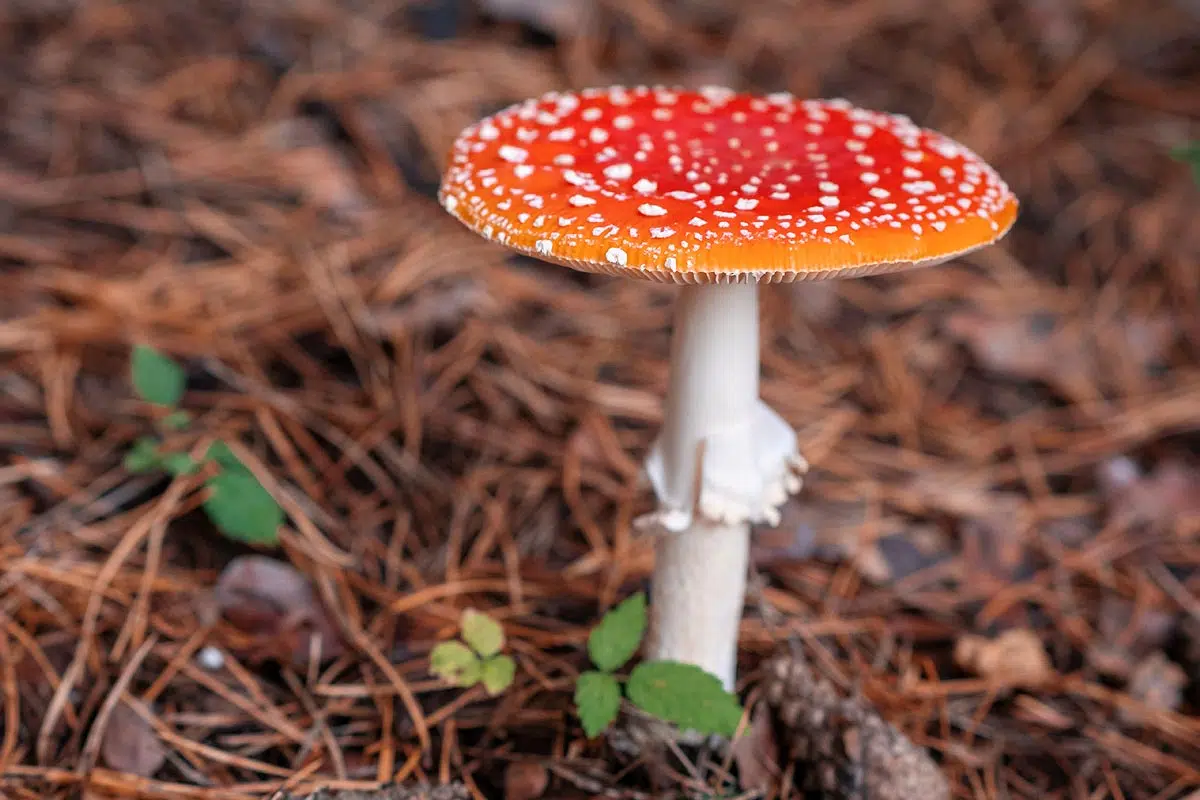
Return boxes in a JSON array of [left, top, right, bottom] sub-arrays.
[[1, 0, 1199, 798]]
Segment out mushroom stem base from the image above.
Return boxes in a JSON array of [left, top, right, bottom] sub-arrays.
[[646, 517, 749, 692]]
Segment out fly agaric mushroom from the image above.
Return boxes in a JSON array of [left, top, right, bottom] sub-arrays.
[[438, 86, 1018, 691]]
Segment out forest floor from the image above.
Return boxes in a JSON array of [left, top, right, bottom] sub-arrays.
[[2, 0, 1199, 798]]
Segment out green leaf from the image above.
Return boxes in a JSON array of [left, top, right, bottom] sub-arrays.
[[203, 469, 283, 545], [162, 452, 198, 476], [131, 345, 185, 407], [626, 661, 744, 737], [1172, 142, 1200, 185], [574, 670, 622, 738], [430, 641, 481, 687], [205, 440, 245, 472], [123, 437, 163, 473], [480, 654, 516, 695], [587, 591, 646, 672], [161, 410, 192, 431], [461, 608, 504, 657]]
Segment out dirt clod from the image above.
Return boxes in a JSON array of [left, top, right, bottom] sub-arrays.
[[954, 629, 1055, 690]]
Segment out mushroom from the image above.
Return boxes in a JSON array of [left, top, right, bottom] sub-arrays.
[[438, 86, 1018, 690]]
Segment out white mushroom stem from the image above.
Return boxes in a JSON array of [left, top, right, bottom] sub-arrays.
[[648, 517, 750, 692], [654, 281, 761, 516], [642, 280, 805, 691]]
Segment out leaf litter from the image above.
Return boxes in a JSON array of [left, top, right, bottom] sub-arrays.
[[211, 555, 346, 669], [0, 0, 1198, 797], [98, 701, 167, 778]]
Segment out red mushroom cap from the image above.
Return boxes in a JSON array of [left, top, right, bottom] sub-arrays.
[[439, 86, 1019, 283]]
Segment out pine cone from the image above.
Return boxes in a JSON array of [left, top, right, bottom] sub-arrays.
[[762, 652, 949, 800]]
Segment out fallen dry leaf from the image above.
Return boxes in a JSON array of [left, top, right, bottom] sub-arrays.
[[944, 307, 1085, 379], [944, 307, 1100, 405], [955, 629, 1054, 689], [213, 555, 345, 669], [757, 494, 949, 585], [503, 761, 549, 800], [732, 700, 782, 795], [946, 305, 1179, 403], [758, 493, 877, 569], [99, 701, 166, 777]]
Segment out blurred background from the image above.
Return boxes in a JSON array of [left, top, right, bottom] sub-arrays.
[[1, 1, 1199, 798]]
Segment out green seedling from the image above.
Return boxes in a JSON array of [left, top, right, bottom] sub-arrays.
[[430, 609, 517, 696], [131, 344, 186, 407], [573, 592, 743, 738], [125, 345, 283, 546]]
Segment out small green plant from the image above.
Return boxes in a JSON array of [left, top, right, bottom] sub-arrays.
[[573, 592, 744, 738], [124, 345, 284, 546], [430, 609, 517, 696], [1172, 141, 1200, 185]]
